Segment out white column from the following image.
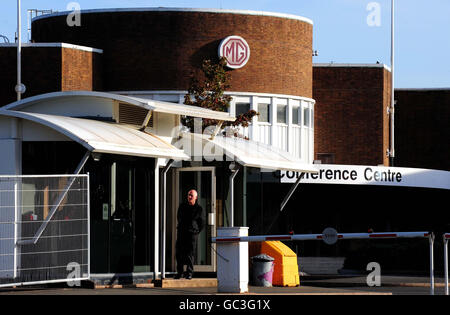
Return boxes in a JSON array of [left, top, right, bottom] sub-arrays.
[[0, 118, 22, 175], [287, 99, 293, 154], [310, 102, 315, 163], [250, 96, 259, 141], [217, 227, 249, 293], [270, 97, 277, 146], [153, 159, 160, 280]]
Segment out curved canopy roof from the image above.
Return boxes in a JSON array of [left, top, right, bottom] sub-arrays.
[[3, 91, 236, 122], [0, 109, 189, 160], [179, 133, 318, 173]]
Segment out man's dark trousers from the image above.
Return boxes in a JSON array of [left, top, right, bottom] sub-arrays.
[[176, 231, 198, 276]]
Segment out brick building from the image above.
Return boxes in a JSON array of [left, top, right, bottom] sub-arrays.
[[0, 43, 102, 105], [395, 89, 450, 171], [313, 63, 392, 167], [0, 8, 448, 279]]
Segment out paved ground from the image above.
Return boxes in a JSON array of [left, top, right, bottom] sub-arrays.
[[0, 275, 447, 296]]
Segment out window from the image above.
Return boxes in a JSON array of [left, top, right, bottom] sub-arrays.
[[235, 103, 250, 116], [304, 107, 310, 127], [258, 103, 270, 123], [277, 104, 287, 124], [292, 106, 300, 125]]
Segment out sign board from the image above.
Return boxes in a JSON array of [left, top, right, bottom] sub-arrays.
[[218, 35, 250, 69], [322, 227, 338, 245], [280, 165, 450, 190]]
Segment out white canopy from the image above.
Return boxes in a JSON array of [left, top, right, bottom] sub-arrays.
[[0, 110, 189, 160], [179, 133, 318, 173], [4, 91, 235, 122]]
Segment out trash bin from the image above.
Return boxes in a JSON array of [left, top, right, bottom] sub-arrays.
[[251, 254, 275, 287]]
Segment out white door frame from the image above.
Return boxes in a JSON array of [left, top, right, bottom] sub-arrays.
[[173, 167, 217, 272]]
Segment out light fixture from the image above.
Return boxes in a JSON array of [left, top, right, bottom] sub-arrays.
[[91, 152, 102, 162]]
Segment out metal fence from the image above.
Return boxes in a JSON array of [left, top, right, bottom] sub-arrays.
[[0, 175, 89, 287]]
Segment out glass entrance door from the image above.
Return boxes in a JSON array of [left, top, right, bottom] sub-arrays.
[[175, 167, 216, 272], [86, 156, 154, 274]]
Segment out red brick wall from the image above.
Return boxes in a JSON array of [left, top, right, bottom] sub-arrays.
[[395, 89, 450, 171], [313, 66, 391, 166], [31, 10, 313, 97], [0, 46, 102, 107], [61, 47, 103, 91]]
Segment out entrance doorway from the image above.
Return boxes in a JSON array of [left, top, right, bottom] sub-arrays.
[[86, 155, 154, 274], [175, 167, 216, 272]]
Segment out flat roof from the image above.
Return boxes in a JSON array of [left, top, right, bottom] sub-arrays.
[[314, 63, 391, 72], [395, 88, 450, 91], [32, 7, 313, 25], [0, 43, 103, 54]]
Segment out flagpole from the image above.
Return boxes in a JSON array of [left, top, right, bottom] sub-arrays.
[[390, 0, 395, 166], [16, 0, 23, 101]]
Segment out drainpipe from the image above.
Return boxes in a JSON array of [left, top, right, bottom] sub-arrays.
[[229, 163, 241, 227]]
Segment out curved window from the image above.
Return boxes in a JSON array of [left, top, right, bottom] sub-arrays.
[[292, 106, 301, 125], [303, 107, 310, 127], [258, 103, 270, 123]]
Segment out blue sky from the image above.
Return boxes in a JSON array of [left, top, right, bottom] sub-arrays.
[[1, 0, 449, 88]]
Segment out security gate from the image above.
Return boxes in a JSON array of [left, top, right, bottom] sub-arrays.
[[0, 175, 90, 287]]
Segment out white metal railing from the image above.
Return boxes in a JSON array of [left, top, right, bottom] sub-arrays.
[[213, 231, 437, 295]]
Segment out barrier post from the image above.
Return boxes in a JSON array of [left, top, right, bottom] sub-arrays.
[[429, 233, 435, 295], [444, 234, 449, 296], [216, 227, 249, 293]]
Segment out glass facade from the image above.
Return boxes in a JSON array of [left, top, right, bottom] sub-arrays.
[[126, 91, 315, 164]]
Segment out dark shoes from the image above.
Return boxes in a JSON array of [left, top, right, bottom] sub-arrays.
[[174, 273, 183, 279], [174, 272, 193, 280]]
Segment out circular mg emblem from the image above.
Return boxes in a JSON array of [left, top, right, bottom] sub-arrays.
[[218, 35, 250, 69]]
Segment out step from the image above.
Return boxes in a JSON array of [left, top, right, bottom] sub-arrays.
[[153, 278, 218, 288], [298, 257, 346, 275]]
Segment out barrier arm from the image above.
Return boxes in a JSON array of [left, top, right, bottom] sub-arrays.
[[212, 231, 434, 294], [17, 150, 91, 246], [212, 231, 431, 243]]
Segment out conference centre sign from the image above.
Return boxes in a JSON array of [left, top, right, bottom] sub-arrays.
[[280, 165, 450, 190]]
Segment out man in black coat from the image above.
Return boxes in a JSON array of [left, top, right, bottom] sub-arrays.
[[175, 189, 204, 279]]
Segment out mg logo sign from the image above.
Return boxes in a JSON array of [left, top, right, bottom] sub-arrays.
[[218, 35, 250, 69]]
